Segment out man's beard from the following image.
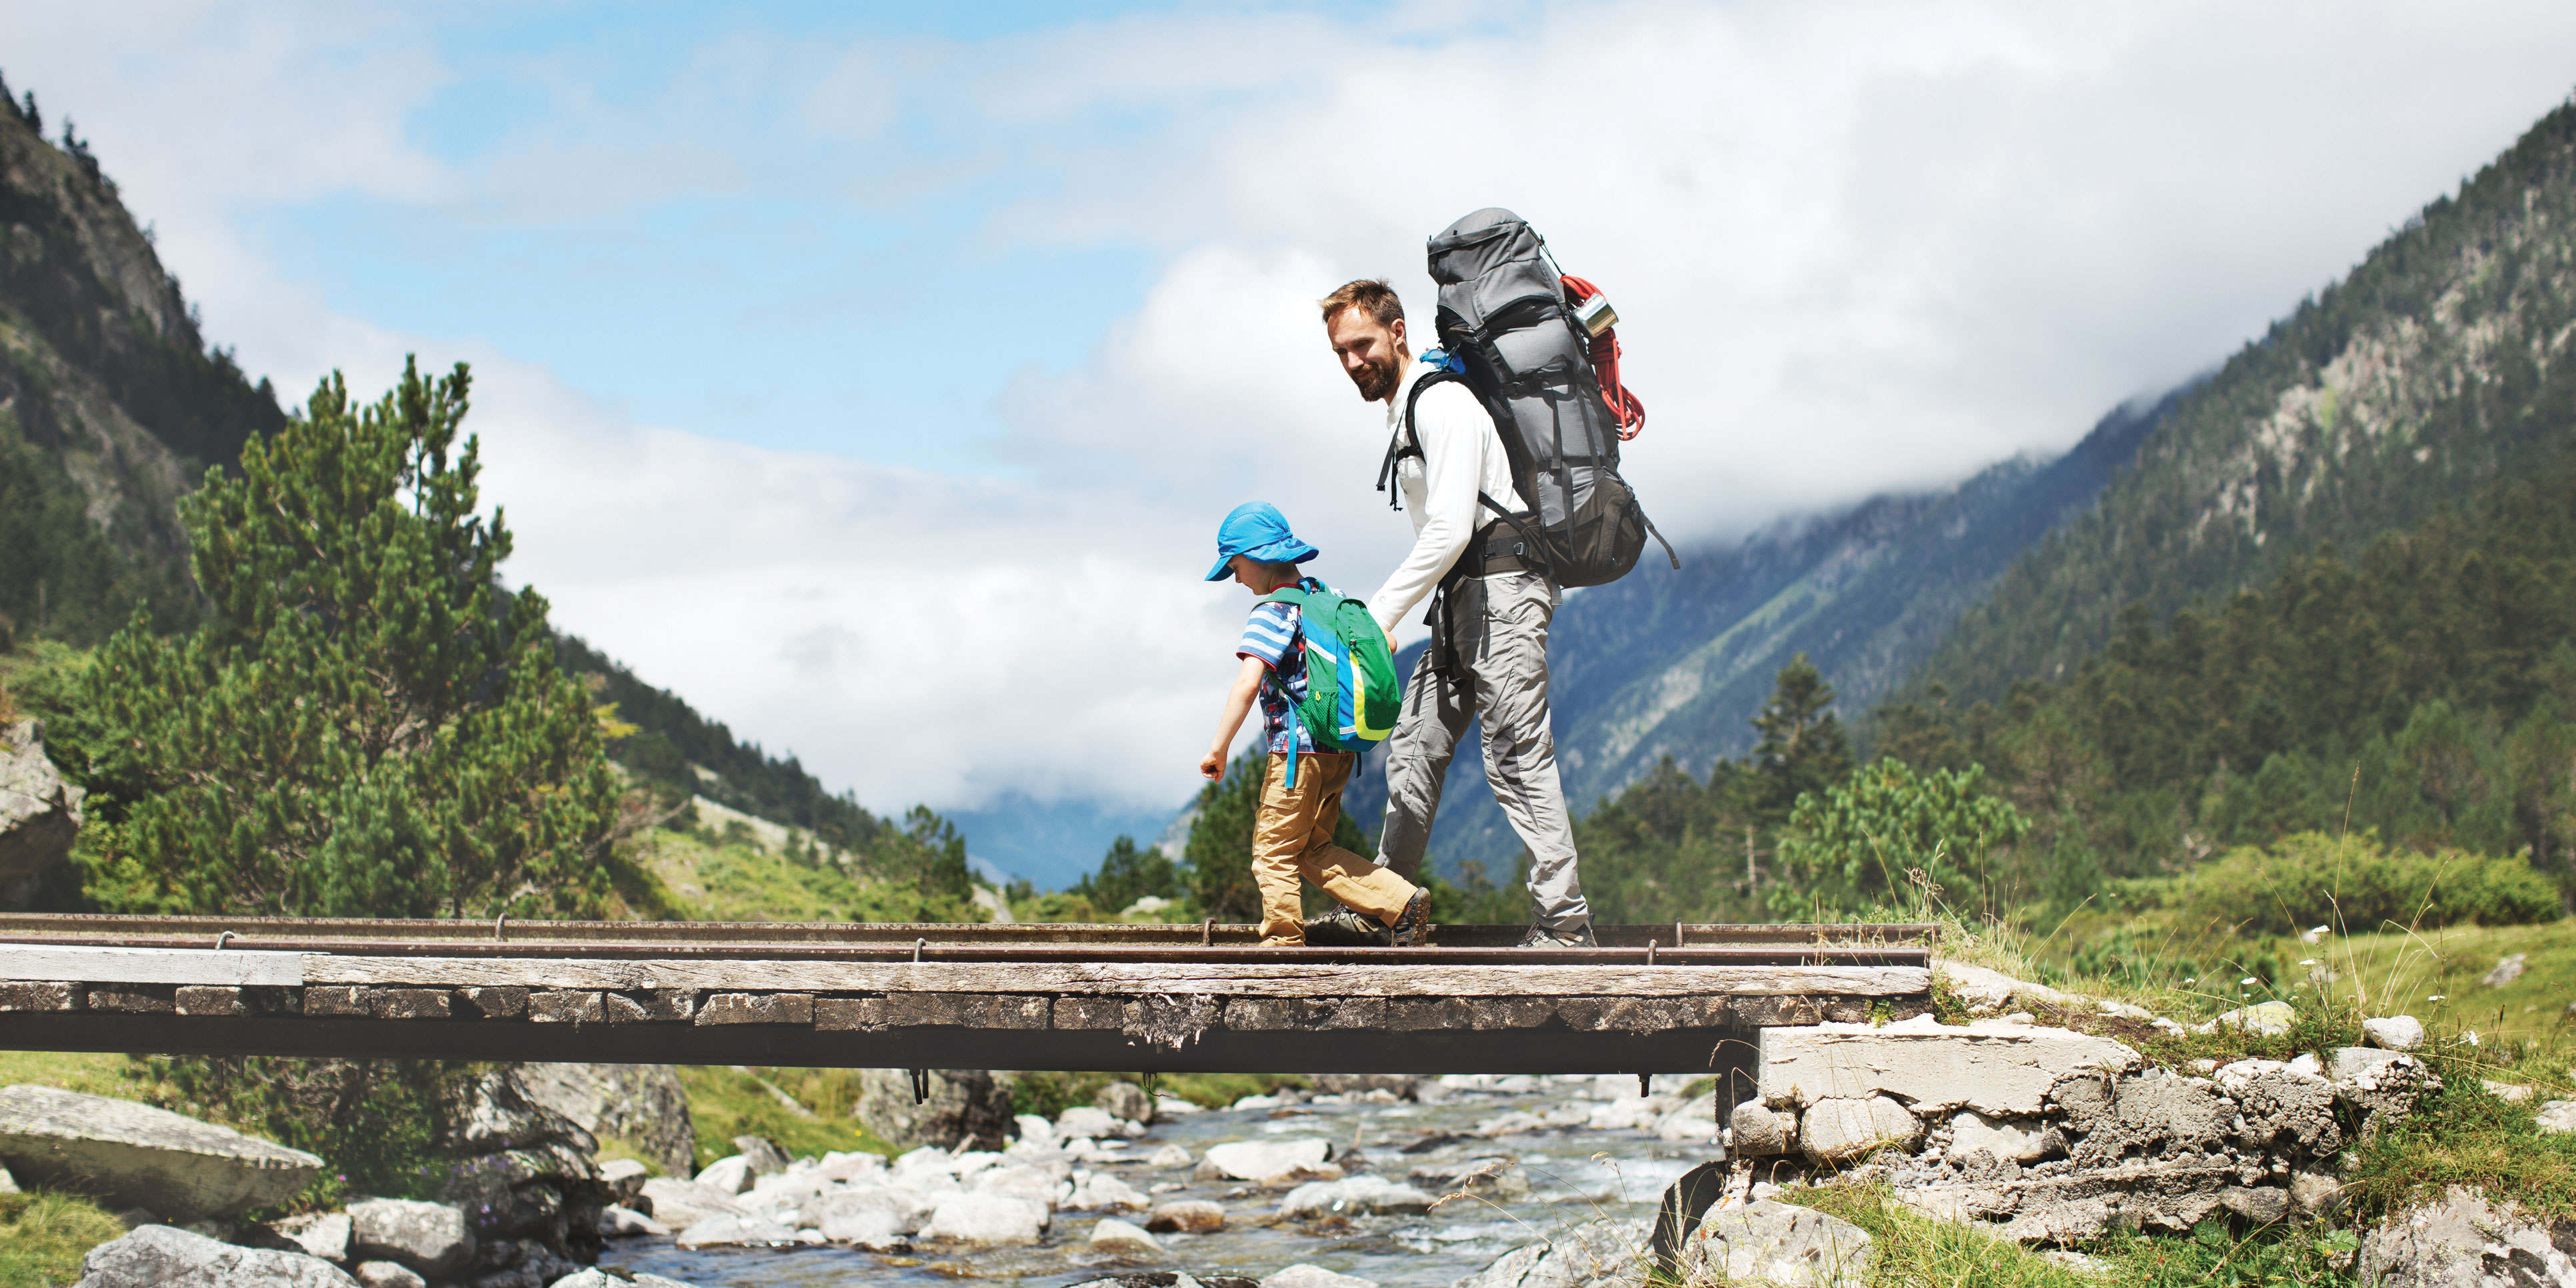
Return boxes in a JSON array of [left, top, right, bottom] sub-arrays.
[[1350, 353, 1400, 401]]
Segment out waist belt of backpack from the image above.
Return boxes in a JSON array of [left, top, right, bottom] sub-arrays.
[[1425, 515, 1545, 679]]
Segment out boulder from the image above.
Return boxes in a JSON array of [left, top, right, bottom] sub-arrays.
[[1059, 1105, 1143, 1140], [597, 1205, 666, 1237], [920, 1191, 1050, 1245], [2538, 1101, 2576, 1135], [350, 1263, 424, 1288], [1731, 1101, 1797, 1156], [1201, 1137, 1335, 1184], [74, 1223, 358, 1287], [273, 1211, 352, 1262], [1757, 1018, 2139, 1117], [1655, 1097, 1721, 1144], [549, 1271, 706, 1288], [694, 1155, 753, 1195], [1267, 1267, 1379, 1288], [1937, 964, 2076, 1014], [855, 1069, 1017, 1151], [802, 1184, 938, 1236], [732, 1135, 789, 1178], [0, 1085, 322, 1221], [2359, 1186, 2576, 1288], [1096, 1082, 1155, 1124], [1457, 1217, 1650, 1288], [1147, 1199, 1225, 1233], [1088, 1217, 1163, 1255], [2363, 1016, 2427, 1053], [426, 1067, 610, 1269], [1311, 1074, 1423, 1099], [514, 1065, 696, 1181], [345, 1198, 474, 1278], [1680, 1199, 1873, 1288], [638, 1177, 745, 1230], [1800, 1096, 1921, 1163], [2197, 1001, 2294, 1037], [2481, 955, 2528, 989], [0, 719, 83, 893], [673, 1213, 800, 1248], [1147, 1143, 1193, 1169], [1279, 1174, 1437, 1217], [2329, 1049, 2441, 1121], [1066, 1171, 1149, 1210], [975, 1161, 1061, 1203]]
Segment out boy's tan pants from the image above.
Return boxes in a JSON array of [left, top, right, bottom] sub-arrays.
[[1255, 752, 1417, 945]]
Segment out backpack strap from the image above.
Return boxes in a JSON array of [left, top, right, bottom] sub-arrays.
[[1257, 584, 1317, 787], [1377, 355, 1467, 510]]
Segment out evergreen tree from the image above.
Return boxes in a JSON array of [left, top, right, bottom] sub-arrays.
[[75, 360, 622, 917], [1750, 653, 1852, 823], [1073, 834, 1181, 915]]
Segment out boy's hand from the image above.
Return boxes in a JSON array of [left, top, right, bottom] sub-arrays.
[[1199, 747, 1225, 779]]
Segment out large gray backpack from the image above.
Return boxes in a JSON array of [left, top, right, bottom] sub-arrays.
[[1407, 207, 1675, 588]]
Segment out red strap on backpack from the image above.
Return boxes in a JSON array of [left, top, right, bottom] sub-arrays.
[[1559, 275, 1645, 440]]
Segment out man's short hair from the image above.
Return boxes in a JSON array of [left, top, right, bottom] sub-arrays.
[[1320, 278, 1404, 329]]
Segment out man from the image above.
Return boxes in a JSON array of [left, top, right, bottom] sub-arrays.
[[1315, 278, 1594, 947]]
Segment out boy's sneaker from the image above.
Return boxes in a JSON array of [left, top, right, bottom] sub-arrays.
[[1517, 921, 1597, 949], [1385, 891, 1431, 947], [1302, 905, 1385, 947]]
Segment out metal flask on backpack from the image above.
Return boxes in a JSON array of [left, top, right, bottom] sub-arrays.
[[1425, 207, 1673, 588]]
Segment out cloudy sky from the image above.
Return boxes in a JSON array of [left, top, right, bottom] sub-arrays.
[[13, 2, 2576, 881]]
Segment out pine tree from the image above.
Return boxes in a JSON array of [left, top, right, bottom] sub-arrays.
[[76, 359, 621, 917], [1749, 653, 1853, 824]]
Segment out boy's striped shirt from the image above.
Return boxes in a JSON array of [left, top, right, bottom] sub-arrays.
[[1237, 579, 1321, 755]]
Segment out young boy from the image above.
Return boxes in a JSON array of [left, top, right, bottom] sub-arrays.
[[1199, 501, 1429, 948]]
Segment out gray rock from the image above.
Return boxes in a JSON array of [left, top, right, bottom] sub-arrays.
[[595, 1158, 648, 1206], [1267, 1266, 1378, 1288], [2537, 1101, 2576, 1135], [0, 1159, 16, 1193], [1800, 1096, 1921, 1163], [1058, 1105, 1143, 1140], [1088, 1217, 1162, 1254], [274, 1211, 352, 1262], [1938, 964, 2077, 1013], [1731, 1101, 1797, 1156], [2363, 1016, 2427, 1052], [855, 1069, 1017, 1151], [731, 1135, 789, 1178], [638, 1177, 745, 1229], [2198, 1001, 2295, 1037], [1147, 1199, 1225, 1232], [351, 1263, 425, 1288], [1759, 1017, 2139, 1117], [2359, 1187, 2576, 1288], [1408, 1157, 1531, 1199], [1457, 1217, 1649, 1288], [1202, 1137, 1337, 1184], [597, 1204, 666, 1237], [549, 1269, 705, 1288], [1095, 1081, 1155, 1124], [2331, 1049, 2441, 1122], [0, 719, 83, 892], [0, 1085, 322, 1221], [673, 1213, 800, 1248], [2291, 1172, 2346, 1219], [919, 1191, 1050, 1244], [2223, 1187, 2290, 1225], [1147, 1142, 1192, 1169], [2481, 955, 2528, 989], [2214, 1059, 2342, 1157], [1065, 1170, 1149, 1211], [74, 1223, 359, 1287], [1278, 1174, 1437, 1217], [346, 1197, 475, 1277], [693, 1155, 753, 1195], [2077, 1069, 2230, 1162], [515, 1065, 695, 1180], [425, 1067, 609, 1269], [1945, 1111, 2059, 1165], [801, 1184, 937, 1237], [1680, 1199, 1873, 1288]]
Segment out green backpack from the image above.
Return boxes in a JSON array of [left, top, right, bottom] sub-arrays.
[[1261, 583, 1403, 786]]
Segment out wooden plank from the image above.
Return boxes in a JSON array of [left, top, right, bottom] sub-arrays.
[[300, 955, 1925, 998], [0, 945, 303, 986]]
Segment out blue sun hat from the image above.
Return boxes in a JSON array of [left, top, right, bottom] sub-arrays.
[[1205, 502, 1319, 581]]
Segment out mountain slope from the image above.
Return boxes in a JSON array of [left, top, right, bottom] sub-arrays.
[[1341, 390, 2176, 871], [1918, 99, 2576, 707], [0, 79, 284, 645]]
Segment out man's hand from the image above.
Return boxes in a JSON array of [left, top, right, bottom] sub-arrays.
[[1200, 747, 1225, 779]]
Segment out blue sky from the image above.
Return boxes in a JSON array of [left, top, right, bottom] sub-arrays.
[[18, 1, 2576, 886]]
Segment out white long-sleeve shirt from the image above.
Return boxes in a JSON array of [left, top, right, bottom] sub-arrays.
[[1368, 355, 1527, 636]]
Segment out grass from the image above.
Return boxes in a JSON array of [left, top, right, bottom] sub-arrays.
[[674, 1067, 897, 1172], [633, 825, 982, 924], [0, 1051, 141, 1099], [0, 1192, 127, 1288], [1781, 1183, 2095, 1288]]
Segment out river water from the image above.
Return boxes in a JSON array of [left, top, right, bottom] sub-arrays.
[[611, 1075, 1714, 1287]]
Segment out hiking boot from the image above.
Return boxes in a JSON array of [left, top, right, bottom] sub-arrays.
[[1517, 921, 1597, 949], [1302, 903, 1385, 947], [1385, 891, 1431, 947]]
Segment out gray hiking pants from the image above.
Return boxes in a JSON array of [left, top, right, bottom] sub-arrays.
[[1375, 569, 1590, 929]]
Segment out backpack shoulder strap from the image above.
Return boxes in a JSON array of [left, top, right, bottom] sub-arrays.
[[1376, 363, 1467, 509]]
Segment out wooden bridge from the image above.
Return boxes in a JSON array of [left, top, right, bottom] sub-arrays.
[[0, 915, 1931, 1079]]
